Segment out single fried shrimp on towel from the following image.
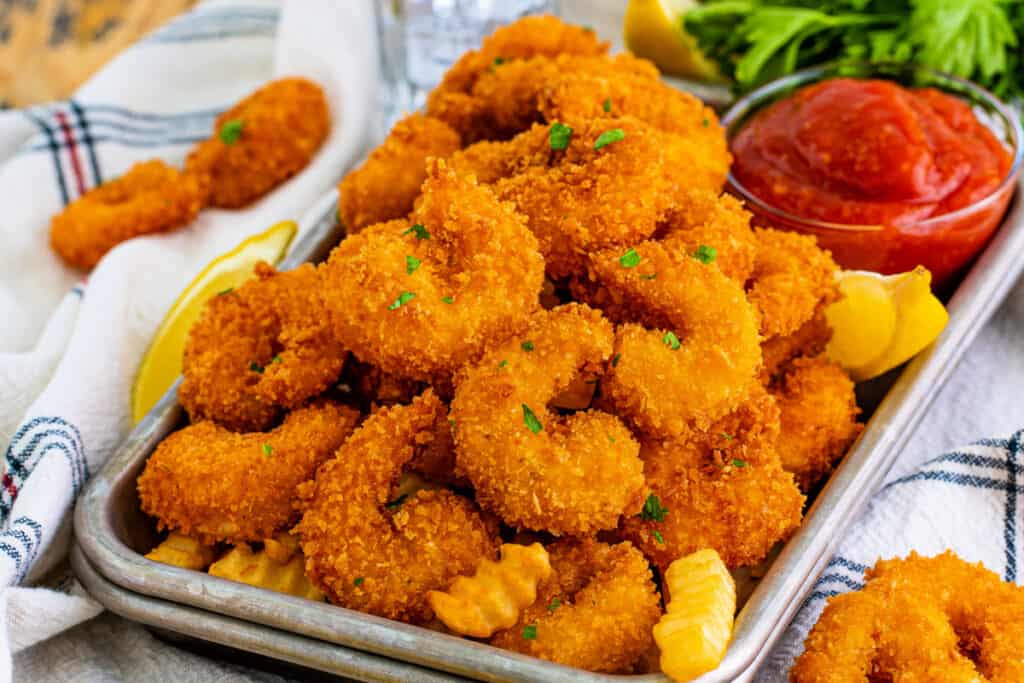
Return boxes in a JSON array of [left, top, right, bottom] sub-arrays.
[[320, 158, 544, 384], [337, 114, 461, 232], [451, 304, 646, 535], [793, 551, 1024, 682], [138, 400, 359, 546], [576, 238, 761, 437], [179, 262, 347, 432], [620, 386, 805, 570], [50, 159, 204, 269], [490, 539, 661, 674], [295, 391, 498, 624]]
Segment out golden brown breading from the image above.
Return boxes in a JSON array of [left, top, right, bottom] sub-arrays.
[[50, 160, 204, 270], [295, 391, 498, 624], [771, 355, 862, 491], [446, 123, 555, 184], [138, 400, 359, 545], [321, 158, 544, 384], [186, 77, 330, 208], [490, 539, 661, 674], [793, 552, 1024, 682], [179, 262, 346, 432], [760, 309, 832, 383], [337, 113, 461, 232]]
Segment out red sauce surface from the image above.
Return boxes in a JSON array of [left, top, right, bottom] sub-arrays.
[[730, 78, 1016, 282]]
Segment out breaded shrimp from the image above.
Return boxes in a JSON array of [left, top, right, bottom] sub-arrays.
[[447, 123, 555, 185], [186, 77, 330, 208], [495, 117, 682, 279], [579, 239, 761, 437], [337, 114, 461, 232], [138, 400, 359, 546], [771, 355, 862, 491], [295, 391, 498, 624], [490, 539, 661, 674], [620, 387, 805, 569], [179, 262, 347, 432], [747, 227, 840, 341], [426, 15, 608, 141], [320, 158, 544, 384], [50, 160, 204, 270], [793, 552, 1024, 682], [760, 308, 832, 383], [451, 304, 646, 535]]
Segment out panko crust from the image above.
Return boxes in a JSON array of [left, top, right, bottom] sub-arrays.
[[295, 390, 498, 623], [490, 539, 661, 674], [137, 400, 359, 545], [337, 113, 461, 232], [179, 261, 347, 432], [793, 552, 1024, 682], [50, 159, 204, 269], [451, 304, 646, 536], [186, 77, 329, 208], [321, 158, 544, 384]]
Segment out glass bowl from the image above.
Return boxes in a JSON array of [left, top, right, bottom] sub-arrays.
[[720, 63, 1023, 286]]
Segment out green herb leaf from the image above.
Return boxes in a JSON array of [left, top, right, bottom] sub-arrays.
[[721, 432, 734, 441], [385, 493, 409, 509], [388, 291, 416, 310], [602, 97, 612, 112], [733, 458, 747, 468], [353, 577, 364, 587], [217, 287, 234, 296], [692, 244, 717, 264], [521, 341, 534, 352], [640, 494, 668, 522], [640, 273, 657, 280], [403, 223, 430, 240], [663, 331, 681, 350], [612, 353, 621, 367], [653, 529, 665, 545], [594, 128, 625, 150], [547, 598, 561, 613], [441, 296, 455, 304], [249, 361, 264, 374], [522, 624, 538, 640], [405, 255, 421, 275], [499, 359, 509, 368], [702, 118, 710, 127], [522, 403, 543, 434], [219, 119, 244, 145], [271, 354, 283, 364], [620, 248, 641, 268], [262, 443, 273, 457], [549, 122, 573, 150]]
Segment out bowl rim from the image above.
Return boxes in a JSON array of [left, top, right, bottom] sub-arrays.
[[719, 61, 1024, 234]]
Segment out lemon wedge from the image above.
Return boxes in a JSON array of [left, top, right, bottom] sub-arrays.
[[623, 0, 723, 81], [826, 267, 949, 383], [130, 221, 297, 422]]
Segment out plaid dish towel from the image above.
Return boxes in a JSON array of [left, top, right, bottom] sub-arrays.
[[0, 0, 377, 680]]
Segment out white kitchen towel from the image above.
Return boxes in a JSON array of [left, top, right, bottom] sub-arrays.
[[0, 0, 377, 680]]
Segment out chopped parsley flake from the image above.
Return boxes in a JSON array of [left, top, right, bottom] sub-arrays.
[[653, 529, 665, 545], [521, 341, 535, 352], [249, 361, 264, 374], [441, 296, 455, 304], [582, 25, 594, 32], [663, 331, 681, 350], [547, 598, 561, 613], [640, 273, 657, 280], [640, 493, 668, 522], [692, 244, 717, 264], [603, 97, 612, 113], [385, 493, 409, 509], [522, 403, 543, 434], [217, 287, 234, 296], [262, 443, 273, 457], [388, 291, 416, 310], [721, 432, 734, 440], [733, 458, 747, 468], [219, 119, 244, 145], [403, 223, 430, 240], [549, 122, 573, 150], [703, 118, 710, 127], [493, 56, 506, 67], [271, 355, 282, 364], [522, 624, 538, 640], [594, 127, 625, 150], [499, 359, 509, 368], [405, 255, 421, 275], [608, 435, 616, 444], [449, 418, 457, 434], [620, 248, 641, 268], [612, 353, 621, 367], [353, 577, 364, 587]]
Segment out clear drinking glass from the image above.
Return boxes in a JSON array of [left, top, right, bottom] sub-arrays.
[[375, 0, 560, 133]]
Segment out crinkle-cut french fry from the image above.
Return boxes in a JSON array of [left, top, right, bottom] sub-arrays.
[[209, 532, 324, 601], [654, 548, 736, 682], [427, 543, 551, 638], [145, 532, 215, 571]]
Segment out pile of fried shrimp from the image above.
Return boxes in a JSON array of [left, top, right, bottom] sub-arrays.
[[136, 16, 868, 676]]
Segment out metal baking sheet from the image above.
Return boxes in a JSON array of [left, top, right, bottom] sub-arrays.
[[75, 180, 1024, 682], [69, 543, 473, 683]]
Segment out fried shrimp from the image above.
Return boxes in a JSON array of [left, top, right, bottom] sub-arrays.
[[793, 551, 1024, 682], [295, 391, 499, 624], [50, 160, 204, 269], [185, 77, 330, 208], [490, 539, 661, 674], [337, 114, 461, 232], [138, 400, 359, 546], [747, 227, 840, 341], [179, 262, 346, 432], [771, 355, 862, 491], [620, 388, 804, 570], [495, 117, 682, 279], [320, 158, 544, 384], [447, 123, 556, 185], [576, 238, 761, 437], [760, 308, 832, 383], [451, 304, 646, 535]]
